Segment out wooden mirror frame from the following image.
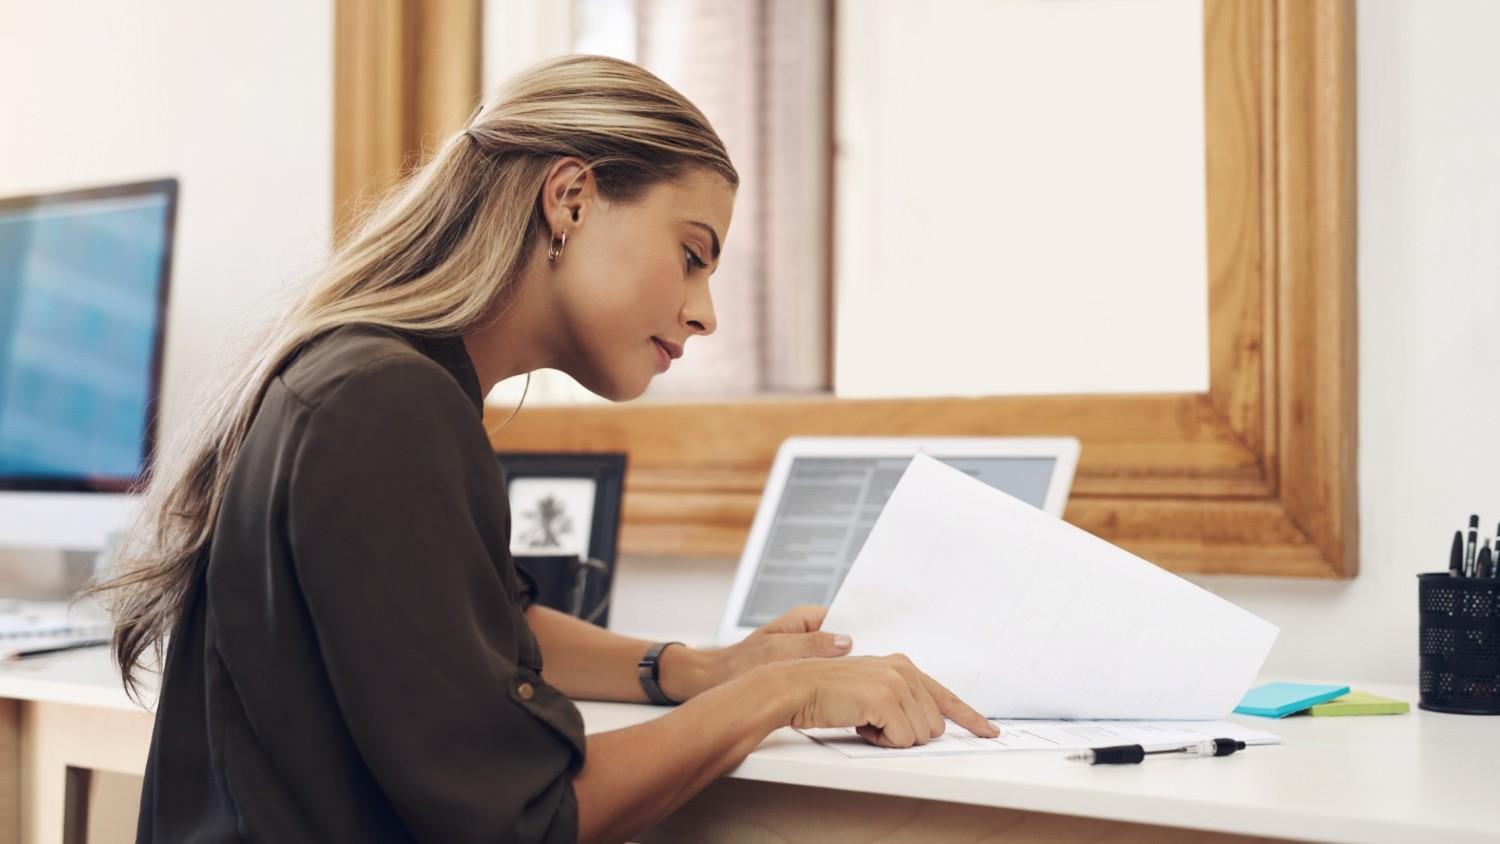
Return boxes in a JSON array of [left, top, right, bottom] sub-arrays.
[[335, 0, 1357, 577]]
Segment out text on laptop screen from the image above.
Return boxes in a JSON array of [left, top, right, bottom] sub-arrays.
[[738, 455, 1056, 627]]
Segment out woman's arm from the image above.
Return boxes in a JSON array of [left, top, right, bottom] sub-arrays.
[[522, 605, 710, 702], [524, 603, 853, 703], [571, 669, 789, 842], [529, 604, 1000, 840], [571, 655, 999, 844]]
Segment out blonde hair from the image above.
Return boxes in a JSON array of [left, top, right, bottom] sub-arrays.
[[86, 54, 738, 703]]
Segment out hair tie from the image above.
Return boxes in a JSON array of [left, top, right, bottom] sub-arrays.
[[463, 127, 496, 161]]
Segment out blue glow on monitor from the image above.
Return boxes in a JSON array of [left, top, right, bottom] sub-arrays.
[[0, 189, 172, 486]]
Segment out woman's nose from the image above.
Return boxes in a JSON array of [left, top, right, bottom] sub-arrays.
[[683, 283, 716, 336]]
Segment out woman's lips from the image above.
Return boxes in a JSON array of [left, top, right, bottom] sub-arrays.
[[652, 337, 672, 372]]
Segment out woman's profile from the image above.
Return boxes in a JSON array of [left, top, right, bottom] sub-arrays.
[[88, 54, 994, 843]]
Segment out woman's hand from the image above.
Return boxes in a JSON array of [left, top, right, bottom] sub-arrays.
[[659, 604, 853, 702], [762, 653, 1000, 748], [721, 603, 854, 673]]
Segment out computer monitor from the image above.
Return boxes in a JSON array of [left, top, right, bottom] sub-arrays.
[[0, 179, 176, 551]]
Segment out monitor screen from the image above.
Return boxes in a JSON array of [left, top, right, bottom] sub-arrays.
[[0, 180, 175, 492], [737, 454, 1057, 627]]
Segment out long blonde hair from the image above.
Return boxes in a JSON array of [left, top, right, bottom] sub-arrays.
[[86, 54, 739, 703]]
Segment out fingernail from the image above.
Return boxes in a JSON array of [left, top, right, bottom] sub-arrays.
[[833, 634, 852, 649]]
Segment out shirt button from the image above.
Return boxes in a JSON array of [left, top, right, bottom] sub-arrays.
[[517, 682, 535, 701]]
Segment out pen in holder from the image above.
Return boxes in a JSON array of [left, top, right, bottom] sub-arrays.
[[1417, 572, 1500, 715]]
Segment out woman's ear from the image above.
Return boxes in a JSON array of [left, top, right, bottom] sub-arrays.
[[542, 157, 595, 232]]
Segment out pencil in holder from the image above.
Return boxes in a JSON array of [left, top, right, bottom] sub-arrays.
[[1417, 572, 1500, 715]]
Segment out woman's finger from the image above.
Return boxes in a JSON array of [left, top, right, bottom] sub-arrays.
[[866, 688, 917, 748], [913, 677, 946, 738], [763, 603, 828, 635], [892, 678, 935, 746], [887, 659, 946, 738], [760, 630, 851, 664], [790, 604, 829, 631], [789, 630, 852, 658], [921, 673, 999, 738]]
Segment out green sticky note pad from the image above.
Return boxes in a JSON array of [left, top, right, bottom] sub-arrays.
[[1234, 682, 1350, 718], [1305, 690, 1409, 716]]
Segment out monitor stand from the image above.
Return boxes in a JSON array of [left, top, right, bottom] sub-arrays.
[[0, 547, 102, 601]]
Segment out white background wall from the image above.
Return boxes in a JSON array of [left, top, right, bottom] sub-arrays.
[[0, 0, 332, 588], [612, 0, 1500, 688], [0, 0, 333, 444]]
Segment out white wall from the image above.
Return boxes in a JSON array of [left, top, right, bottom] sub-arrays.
[[0, 0, 333, 443], [613, 0, 1500, 688], [0, 1, 332, 589]]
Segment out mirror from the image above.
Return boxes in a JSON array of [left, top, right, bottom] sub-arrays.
[[335, 0, 1358, 578]]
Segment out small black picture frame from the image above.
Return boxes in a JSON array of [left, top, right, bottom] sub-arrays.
[[495, 452, 627, 626]]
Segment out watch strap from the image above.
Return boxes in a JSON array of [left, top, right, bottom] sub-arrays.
[[637, 641, 683, 706]]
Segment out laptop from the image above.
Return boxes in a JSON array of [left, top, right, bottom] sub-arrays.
[[717, 436, 1080, 644]]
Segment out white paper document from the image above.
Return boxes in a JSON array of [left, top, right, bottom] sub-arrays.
[[803, 718, 1282, 759], [822, 454, 1278, 720]]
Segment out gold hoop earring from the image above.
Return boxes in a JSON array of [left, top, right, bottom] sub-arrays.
[[485, 371, 531, 436], [548, 229, 568, 262]]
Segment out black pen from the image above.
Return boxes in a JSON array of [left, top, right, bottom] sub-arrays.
[[1451, 530, 1466, 576], [1465, 515, 1480, 577], [1067, 738, 1248, 765], [7, 639, 109, 661]]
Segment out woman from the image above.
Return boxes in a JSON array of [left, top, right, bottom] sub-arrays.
[[91, 55, 995, 843]]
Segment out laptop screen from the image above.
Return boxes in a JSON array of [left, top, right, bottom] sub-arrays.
[[737, 455, 1057, 627]]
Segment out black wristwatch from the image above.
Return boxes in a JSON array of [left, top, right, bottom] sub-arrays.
[[637, 641, 683, 706]]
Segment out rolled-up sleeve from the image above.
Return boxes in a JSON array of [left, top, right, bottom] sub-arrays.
[[285, 355, 585, 843], [513, 558, 542, 611]]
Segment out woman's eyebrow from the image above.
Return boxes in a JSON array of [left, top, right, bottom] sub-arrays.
[[686, 221, 721, 260]]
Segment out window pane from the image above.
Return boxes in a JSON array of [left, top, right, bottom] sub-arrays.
[[485, 0, 830, 407]]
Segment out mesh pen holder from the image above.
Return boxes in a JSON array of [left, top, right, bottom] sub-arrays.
[[1418, 572, 1500, 714]]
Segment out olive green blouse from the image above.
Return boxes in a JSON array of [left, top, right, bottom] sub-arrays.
[[136, 324, 586, 842]]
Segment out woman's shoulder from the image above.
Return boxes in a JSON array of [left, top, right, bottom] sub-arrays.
[[277, 324, 459, 413]]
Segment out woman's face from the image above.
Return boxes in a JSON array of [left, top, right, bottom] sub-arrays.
[[549, 167, 735, 401]]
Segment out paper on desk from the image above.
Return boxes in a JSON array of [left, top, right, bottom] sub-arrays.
[[822, 454, 1278, 720], [803, 718, 1281, 759]]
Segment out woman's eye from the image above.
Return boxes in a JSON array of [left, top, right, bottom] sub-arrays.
[[683, 246, 707, 274]]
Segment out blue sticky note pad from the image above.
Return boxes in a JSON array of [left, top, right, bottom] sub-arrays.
[[1235, 682, 1351, 718]]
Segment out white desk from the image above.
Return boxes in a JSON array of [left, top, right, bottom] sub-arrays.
[[0, 649, 1496, 844]]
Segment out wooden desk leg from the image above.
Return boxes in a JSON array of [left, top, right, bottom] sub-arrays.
[[62, 769, 91, 844], [18, 702, 153, 844], [642, 778, 1293, 844], [0, 699, 18, 844]]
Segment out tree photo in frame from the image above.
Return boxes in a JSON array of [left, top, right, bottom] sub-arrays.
[[495, 452, 627, 626]]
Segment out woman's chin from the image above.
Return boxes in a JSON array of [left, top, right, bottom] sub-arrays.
[[617, 377, 652, 402], [577, 369, 650, 403]]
